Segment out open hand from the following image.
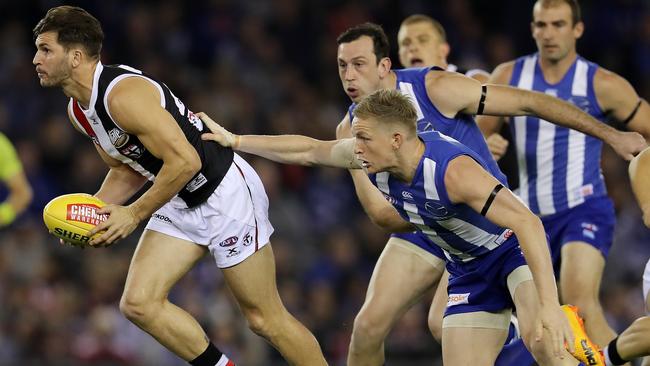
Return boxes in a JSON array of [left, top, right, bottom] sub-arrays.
[[88, 205, 140, 247], [197, 112, 239, 149]]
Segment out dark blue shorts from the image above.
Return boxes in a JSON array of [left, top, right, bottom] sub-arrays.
[[390, 231, 447, 260], [541, 196, 615, 273], [444, 237, 527, 317]]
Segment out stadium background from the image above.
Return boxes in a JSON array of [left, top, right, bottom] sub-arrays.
[[1, 0, 649, 365]]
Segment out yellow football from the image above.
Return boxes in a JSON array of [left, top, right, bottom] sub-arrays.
[[43, 193, 107, 247]]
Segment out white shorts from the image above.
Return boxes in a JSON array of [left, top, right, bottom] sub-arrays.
[[643, 259, 650, 313], [145, 154, 274, 268]]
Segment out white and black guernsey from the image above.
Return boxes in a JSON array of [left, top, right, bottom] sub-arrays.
[[68, 62, 233, 208]]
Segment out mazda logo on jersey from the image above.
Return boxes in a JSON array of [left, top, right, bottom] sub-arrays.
[[424, 201, 453, 220], [219, 236, 238, 247]]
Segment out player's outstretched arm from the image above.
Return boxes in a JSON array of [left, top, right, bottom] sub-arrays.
[[474, 62, 514, 161], [427, 71, 647, 161], [629, 147, 650, 228], [198, 112, 361, 169], [445, 155, 574, 358]]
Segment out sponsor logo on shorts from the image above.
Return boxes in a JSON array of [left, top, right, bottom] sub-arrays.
[[66, 204, 107, 226], [242, 233, 253, 246], [226, 247, 240, 257], [402, 191, 414, 200], [152, 213, 173, 224], [581, 222, 598, 240], [219, 236, 238, 247], [447, 293, 470, 307]]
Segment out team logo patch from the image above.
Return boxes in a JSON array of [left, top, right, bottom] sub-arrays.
[[66, 204, 107, 226], [242, 233, 253, 246], [447, 293, 470, 306], [108, 128, 144, 159], [219, 236, 238, 247]]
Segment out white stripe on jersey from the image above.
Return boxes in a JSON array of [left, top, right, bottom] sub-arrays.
[[536, 89, 558, 214], [103, 74, 166, 131], [375, 172, 390, 195], [398, 82, 425, 120], [571, 60, 589, 97], [404, 202, 425, 225], [437, 217, 500, 251], [566, 60, 589, 207], [415, 223, 472, 261], [423, 159, 440, 200], [514, 55, 536, 208]]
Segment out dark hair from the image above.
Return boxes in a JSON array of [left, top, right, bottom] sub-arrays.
[[33, 6, 104, 59], [354, 89, 418, 134], [336, 22, 390, 64], [400, 14, 447, 42], [536, 0, 582, 25]]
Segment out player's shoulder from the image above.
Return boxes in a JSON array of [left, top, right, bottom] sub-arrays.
[[488, 60, 518, 84], [593, 65, 633, 91]]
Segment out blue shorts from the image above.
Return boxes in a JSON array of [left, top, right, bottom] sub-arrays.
[[390, 231, 447, 261], [444, 237, 527, 317], [541, 196, 615, 273]]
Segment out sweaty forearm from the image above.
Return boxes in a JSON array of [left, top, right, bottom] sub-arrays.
[[527, 92, 616, 141], [237, 135, 358, 169], [129, 160, 198, 221], [349, 170, 413, 232], [237, 135, 322, 166], [95, 166, 148, 205]]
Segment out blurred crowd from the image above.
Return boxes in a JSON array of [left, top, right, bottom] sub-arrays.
[[0, 0, 649, 365]]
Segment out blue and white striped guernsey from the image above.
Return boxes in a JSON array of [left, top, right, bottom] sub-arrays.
[[509, 54, 607, 216], [370, 131, 513, 263], [348, 67, 508, 187]]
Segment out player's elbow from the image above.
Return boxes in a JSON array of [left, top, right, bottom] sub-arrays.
[[176, 150, 202, 178], [512, 210, 543, 234]]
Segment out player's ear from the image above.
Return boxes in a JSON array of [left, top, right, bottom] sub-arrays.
[[573, 21, 584, 39], [70, 48, 83, 68], [392, 132, 402, 150], [378, 57, 392, 78], [439, 42, 450, 60]]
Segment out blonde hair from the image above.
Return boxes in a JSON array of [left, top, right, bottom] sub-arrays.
[[400, 14, 447, 42], [354, 89, 418, 135]]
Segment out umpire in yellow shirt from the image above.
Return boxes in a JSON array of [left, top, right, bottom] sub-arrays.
[[0, 132, 32, 227]]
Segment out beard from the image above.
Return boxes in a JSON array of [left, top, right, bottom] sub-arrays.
[[39, 62, 71, 87]]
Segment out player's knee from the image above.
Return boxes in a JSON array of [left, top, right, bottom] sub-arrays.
[[119, 291, 158, 325], [352, 310, 389, 342], [242, 307, 278, 339]]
